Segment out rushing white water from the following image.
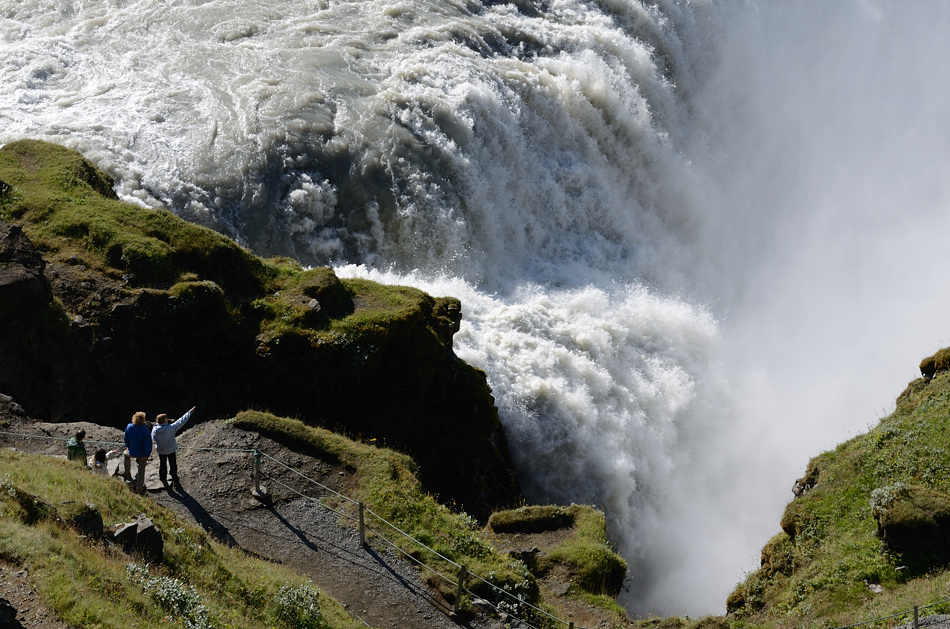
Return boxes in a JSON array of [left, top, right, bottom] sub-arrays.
[[4, 0, 950, 614]]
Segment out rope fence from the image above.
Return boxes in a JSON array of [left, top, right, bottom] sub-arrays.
[[0, 429, 579, 628], [254, 450, 571, 628], [10, 428, 949, 629]]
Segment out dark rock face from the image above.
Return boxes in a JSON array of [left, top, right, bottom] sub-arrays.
[[0, 221, 518, 517], [0, 596, 15, 626], [0, 224, 89, 421], [0, 393, 28, 423], [0, 222, 52, 327]]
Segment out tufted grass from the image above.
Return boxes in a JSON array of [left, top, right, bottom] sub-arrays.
[[0, 449, 363, 629]]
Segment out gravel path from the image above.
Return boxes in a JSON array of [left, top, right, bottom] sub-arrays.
[[151, 483, 490, 629], [0, 405, 504, 629], [154, 421, 496, 629]]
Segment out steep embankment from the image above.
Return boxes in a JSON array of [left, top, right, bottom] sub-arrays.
[[0, 139, 514, 516], [728, 348, 950, 627]]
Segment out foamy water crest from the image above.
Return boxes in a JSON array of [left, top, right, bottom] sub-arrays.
[[4, 0, 950, 615]]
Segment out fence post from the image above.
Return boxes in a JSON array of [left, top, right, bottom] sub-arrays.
[[454, 564, 468, 615], [358, 501, 366, 547], [251, 450, 270, 503], [914, 605, 919, 629], [569, 623, 574, 629]]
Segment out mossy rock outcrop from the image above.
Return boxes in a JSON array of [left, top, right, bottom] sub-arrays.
[[487, 504, 627, 597], [0, 140, 518, 517], [874, 484, 950, 570], [488, 505, 575, 533], [759, 532, 794, 577], [918, 347, 950, 379]]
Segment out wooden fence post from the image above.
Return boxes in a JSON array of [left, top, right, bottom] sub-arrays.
[[454, 564, 468, 614], [359, 501, 366, 547], [914, 605, 919, 629], [251, 450, 269, 503]]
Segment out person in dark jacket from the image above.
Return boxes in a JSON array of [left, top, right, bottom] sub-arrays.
[[66, 429, 87, 466], [151, 406, 195, 490], [124, 411, 152, 494]]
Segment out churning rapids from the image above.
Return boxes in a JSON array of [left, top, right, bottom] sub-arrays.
[[4, 0, 950, 614]]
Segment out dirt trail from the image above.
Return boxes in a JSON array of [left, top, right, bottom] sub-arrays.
[[152, 420, 499, 629], [0, 411, 503, 629]]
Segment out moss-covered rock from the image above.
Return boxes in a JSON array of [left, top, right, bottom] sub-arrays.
[[686, 616, 731, 629], [874, 484, 950, 569], [488, 505, 575, 533], [488, 504, 627, 597], [918, 347, 950, 379], [759, 532, 794, 577], [0, 140, 518, 516], [725, 587, 746, 615]]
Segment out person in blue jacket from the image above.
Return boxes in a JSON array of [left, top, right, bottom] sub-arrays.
[[124, 411, 152, 494], [151, 405, 195, 490]]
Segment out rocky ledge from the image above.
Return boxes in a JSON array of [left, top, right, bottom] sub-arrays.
[[0, 139, 518, 518]]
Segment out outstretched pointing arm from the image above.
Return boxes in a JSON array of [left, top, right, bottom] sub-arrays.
[[170, 406, 196, 432]]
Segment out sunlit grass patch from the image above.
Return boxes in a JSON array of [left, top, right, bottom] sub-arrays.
[[0, 449, 363, 629]]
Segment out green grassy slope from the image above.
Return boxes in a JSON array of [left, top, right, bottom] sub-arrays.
[[0, 448, 361, 629], [231, 411, 630, 626], [728, 351, 950, 629], [0, 412, 630, 628], [0, 138, 270, 294]]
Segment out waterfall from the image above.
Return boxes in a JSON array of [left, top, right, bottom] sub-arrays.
[[3, 0, 950, 613]]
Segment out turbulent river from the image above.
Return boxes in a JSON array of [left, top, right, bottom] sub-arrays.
[[4, 0, 950, 614]]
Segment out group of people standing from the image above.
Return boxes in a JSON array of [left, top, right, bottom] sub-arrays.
[[66, 405, 196, 495]]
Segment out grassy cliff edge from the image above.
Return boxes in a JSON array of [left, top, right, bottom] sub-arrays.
[[728, 349, 950, 628], [0, 139, 514, 516]]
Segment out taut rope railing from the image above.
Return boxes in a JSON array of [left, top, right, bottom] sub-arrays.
[[0, 429, 581, 628]]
